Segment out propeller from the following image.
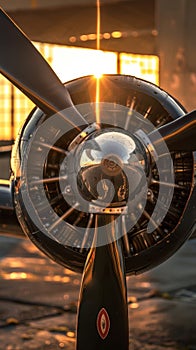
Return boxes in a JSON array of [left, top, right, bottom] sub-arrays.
[[0, 73, 192, 270], [0, 8, 88, 129], [149, 110, 196, 152]]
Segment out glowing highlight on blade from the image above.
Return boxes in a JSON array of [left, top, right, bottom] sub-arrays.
[[95, 0, 101, 125]]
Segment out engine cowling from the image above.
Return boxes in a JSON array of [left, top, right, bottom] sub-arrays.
[[11, 75, 196, 275]]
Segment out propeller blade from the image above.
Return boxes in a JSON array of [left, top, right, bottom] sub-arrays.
[[77, 215, 129, 349], [0, 8, 87, 127], [149, 110, 196, 152]]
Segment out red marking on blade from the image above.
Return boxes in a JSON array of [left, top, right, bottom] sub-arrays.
[[97, 308, 110, 340]]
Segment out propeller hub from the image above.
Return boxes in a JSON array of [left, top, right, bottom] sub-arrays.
[[74, 127, 149, 208], [101, 154, 122, 176]]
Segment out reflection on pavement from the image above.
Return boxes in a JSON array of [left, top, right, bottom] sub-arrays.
[[0, 237, 195, 349]]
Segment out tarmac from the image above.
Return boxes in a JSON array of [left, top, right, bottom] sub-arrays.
[[0, 235, 195, 350]]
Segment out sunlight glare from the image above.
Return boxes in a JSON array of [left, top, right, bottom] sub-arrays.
[[51, 46, 117, 82], [95, 0, 101, 125]]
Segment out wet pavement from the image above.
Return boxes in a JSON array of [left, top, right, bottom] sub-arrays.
[[0, 236, 195, 350]]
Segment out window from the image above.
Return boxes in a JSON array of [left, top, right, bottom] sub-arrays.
[[0, 76, 12, 140], [0, 43, 159, 141], [120, 53, 159, 85]]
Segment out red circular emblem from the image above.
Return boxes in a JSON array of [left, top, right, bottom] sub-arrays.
[[97, 308, 110, 340]]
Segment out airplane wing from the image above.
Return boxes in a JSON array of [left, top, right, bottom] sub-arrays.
[[0, 180, 25, 237], [0, 143, 24, 237]]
